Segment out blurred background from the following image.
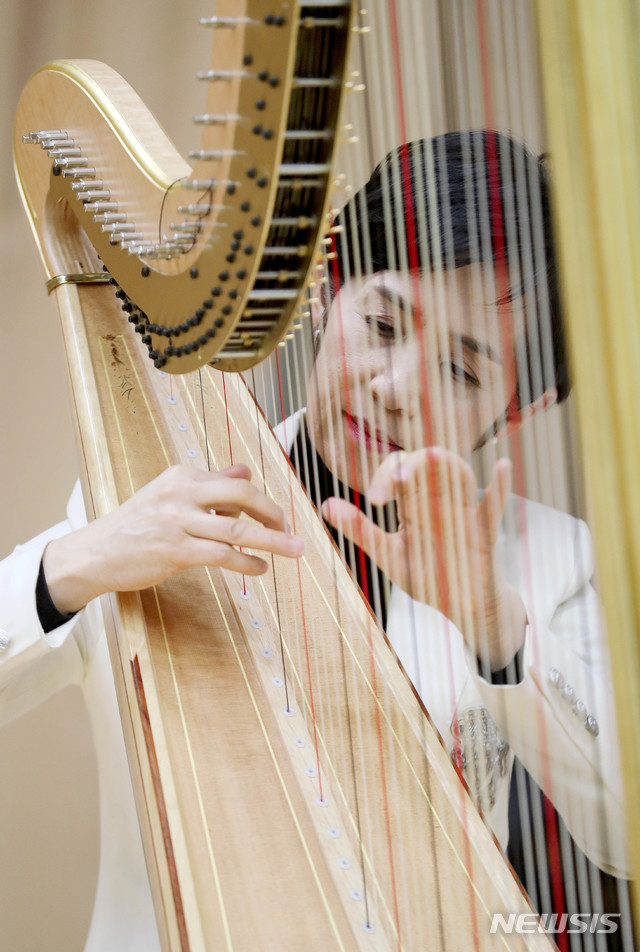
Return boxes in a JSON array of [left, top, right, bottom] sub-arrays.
[[0, 4, 211, 949]]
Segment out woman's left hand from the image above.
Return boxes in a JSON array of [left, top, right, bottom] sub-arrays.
[[321, 447, 527, 670]]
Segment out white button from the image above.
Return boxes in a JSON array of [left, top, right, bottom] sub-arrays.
[[0, 629, 11, 652], [549, 667, 598, 735]]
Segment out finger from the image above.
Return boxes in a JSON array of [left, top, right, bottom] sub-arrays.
[[478, 458, 512, 544], [186, 538, 270, 576], [188, 513, 304, 558], [192, 476, 287, 531], [420, 447, 478, 507], [207, 506, 241, 519], [321, 498, 393, 575], [368, 451, 407, 505], [169, 463, 252, 486], [370, 447, 477, 510], [213, 463, 252, 482]]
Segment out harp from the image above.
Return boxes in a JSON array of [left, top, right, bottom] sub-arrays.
[[12, 1, 638, 950]]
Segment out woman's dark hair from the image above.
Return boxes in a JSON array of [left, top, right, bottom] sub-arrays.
[[333, 130, 570, 406]]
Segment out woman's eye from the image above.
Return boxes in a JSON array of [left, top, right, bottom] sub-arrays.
[[365, 315, 395, 340], [448, 362, 480, 387]]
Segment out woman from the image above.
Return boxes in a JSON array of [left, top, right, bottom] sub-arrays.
[[278, 132, 632, 925]]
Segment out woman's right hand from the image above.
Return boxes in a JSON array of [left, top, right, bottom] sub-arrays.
[[321, 447, 526, 670], [43, 464, 305, 614]]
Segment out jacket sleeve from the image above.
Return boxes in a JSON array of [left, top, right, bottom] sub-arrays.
[[468, 509, 631, 878], [0, 519, 87, 729]]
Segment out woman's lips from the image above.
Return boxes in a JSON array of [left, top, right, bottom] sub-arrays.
[[344, 412, 403, 454]]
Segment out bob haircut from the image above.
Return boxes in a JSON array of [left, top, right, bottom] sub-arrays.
[[332, 130, 569, 408]]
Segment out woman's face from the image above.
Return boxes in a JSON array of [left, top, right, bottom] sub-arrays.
[[306, 264, 524, 493]]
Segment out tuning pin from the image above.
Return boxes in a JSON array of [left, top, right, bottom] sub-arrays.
[[345, 73, 366, 93], [76, 190, 111, 202], [188, 149, 243, 161], [170, 222, 202, 233], [94, 212, 126, 223], [62, 167, 96, 178], [181, 179, 219, 191], [331, 173, 353, 193], [197, 70, 248, 82], [102, 223, 135, 233], [41, 137, 74, 149], [199, 16, 250, 28], [177, 204, 212, 215], [85, 201, 119, 212], [353, 12, 370, 35], [193, 114, 241, 125], [126, 244, 158, 256], [48, 147, 82, 158], [339, 122, 359, 145], [71, 180, 104, 191], [55, 156, 89, 168], [22, 129, 67, 144]]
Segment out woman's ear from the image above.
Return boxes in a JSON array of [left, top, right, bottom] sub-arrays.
[[495, 386, 558, 441]]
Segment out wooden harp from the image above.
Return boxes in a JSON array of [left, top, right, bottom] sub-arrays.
[[13, 1, 638, 950]]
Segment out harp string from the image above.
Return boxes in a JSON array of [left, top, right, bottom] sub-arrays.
[[382, 8, 490, 937], [274, 346, 327, 800], [244, 286, 415, 930], [481, 4, 630, 944], [211, 366, 410, 936], [249, 366, 292, 715], [328, 236, 405, 942], [204, 346, 524, 940], [490, 3, 613, 940], [177, 3, 632, 944], [197, 368, 211, 472], [281, 303, 382, 917], [316, 5, 476, 936], [473, 3, 572, 938], [347, 1, 619, 944]]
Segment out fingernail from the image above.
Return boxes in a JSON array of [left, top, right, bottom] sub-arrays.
[[289, 536, 305, 555]]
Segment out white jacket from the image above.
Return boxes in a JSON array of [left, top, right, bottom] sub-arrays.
[[0, 481, 160, 952], [276, 410, 630, 878], [0, 439, 631, 952]]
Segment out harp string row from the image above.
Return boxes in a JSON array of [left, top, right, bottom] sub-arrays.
[[230, 2, 633, 947]]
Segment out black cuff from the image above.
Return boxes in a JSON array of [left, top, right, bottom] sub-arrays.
[[36, 557, 77, 634]]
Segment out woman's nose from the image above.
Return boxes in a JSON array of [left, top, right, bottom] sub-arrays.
[[369, 348, 424, 416]]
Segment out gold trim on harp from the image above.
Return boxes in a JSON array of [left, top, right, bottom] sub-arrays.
[[46, 272, 111, 293]]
